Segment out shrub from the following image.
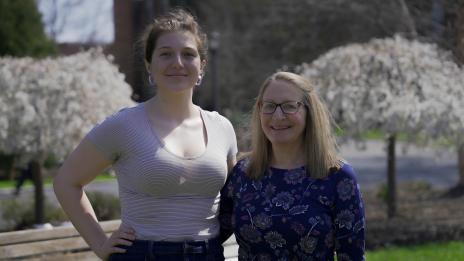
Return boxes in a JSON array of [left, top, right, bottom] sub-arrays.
[[0, 198, 67, 232], [86, 191, 120, 221], [43, 153, 59, 169], [0, 191, 120, 232], [376, 183, 388, 203]]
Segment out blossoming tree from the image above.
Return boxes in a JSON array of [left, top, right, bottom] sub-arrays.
[[0, 48, 135, 224], [299, 35, 464, 218]]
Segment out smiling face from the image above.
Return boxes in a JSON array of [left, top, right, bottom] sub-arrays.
[[146, 30, 205, 93], [260, 80, 307, 148]]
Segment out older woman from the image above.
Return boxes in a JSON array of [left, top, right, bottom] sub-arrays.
[[220, 72, 365, 260]]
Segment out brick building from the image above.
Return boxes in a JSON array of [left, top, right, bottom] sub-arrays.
[[58, 0, 193, 102]]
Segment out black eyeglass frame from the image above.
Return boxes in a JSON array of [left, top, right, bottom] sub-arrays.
[[260, 101, 305, 115]]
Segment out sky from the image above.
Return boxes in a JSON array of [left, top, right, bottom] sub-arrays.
[[37, 0, 114, 44]]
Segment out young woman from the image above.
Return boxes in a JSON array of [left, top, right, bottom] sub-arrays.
[[54, 8, 237, 260], [220, 72, 365, 260]]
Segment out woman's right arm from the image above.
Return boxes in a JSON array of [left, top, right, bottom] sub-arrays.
[[53, 138, 134, 260]]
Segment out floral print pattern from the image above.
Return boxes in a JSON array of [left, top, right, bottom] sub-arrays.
[[264, 231, 286, 249], [283, 168, 305, 184], [299, 236, 318, 254], [336, 210, 355, 230], [289, 205, 309, 215], [254, 213, 273, 230], [220, 159, 365, 260], [239, 224, 262, 243], [337, 178, 356, 201], [272, 192, 295, 210]]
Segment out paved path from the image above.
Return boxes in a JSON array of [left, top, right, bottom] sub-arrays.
[[340, 140, 457, 190]]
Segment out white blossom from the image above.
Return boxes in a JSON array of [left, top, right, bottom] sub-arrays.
[[0, 48, 135, 160], [298, 35, 464, 146]]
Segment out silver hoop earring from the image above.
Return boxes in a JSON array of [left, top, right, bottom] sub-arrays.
[[196, 74, 203, 86], [148, 74, 155, 86]]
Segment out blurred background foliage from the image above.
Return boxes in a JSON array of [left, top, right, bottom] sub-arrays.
[[183, 0, 464, 153], [192, 0, 463, 115], [0, 191, 120, 232], [0, 0, 56, 57]]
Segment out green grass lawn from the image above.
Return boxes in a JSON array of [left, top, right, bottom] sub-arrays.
[[335, 128, 454, 147], [366, 241, 464, 260], [0, 173, 115, 189], [335, 128, 409, 141]]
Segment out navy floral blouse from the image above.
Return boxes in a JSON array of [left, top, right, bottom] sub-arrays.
[[220, 158, 365, 261]]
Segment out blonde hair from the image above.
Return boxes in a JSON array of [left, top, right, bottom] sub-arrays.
[[247, 71, 340, 179]]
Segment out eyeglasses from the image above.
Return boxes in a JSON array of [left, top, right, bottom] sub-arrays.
[[260, 101, 304, 114]]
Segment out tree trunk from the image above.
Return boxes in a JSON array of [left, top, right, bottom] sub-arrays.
[[31, 160, 45, 224], [7, 155, 16, 181], [453, 0, 464, 188], [387, 133, 396, 219], [398, 0, 417, 37], [456, 4, 464, 63], [1, 154, 17, 180], [443, 145, 464, 198], [459, 145, 464, 186], [443, 4, 464, 198]]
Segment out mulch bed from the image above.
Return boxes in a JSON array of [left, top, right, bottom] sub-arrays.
[[363, 182, 464, 249]]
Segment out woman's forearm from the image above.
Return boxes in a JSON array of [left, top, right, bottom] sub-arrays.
[[53, 176, 108, 256]]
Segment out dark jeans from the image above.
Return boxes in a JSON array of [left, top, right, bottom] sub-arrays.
[[108, 237, 224, 261]]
